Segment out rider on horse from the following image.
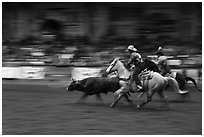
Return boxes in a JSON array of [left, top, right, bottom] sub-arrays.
[[126, 45, 143, 92], [155, 47, 171, 76]]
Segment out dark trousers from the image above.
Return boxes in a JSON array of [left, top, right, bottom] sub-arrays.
[[132, 69, 142, 86]]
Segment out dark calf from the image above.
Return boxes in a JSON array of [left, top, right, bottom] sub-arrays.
[[66, 77, 132, 105]]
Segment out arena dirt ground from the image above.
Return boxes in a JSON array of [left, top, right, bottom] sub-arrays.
[[2, 80, 202, 135]]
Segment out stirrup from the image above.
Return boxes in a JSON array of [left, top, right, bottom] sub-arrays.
[[136, 85, 143, 92], [137, 85, 142, 89], [137, 88, 143, 92]]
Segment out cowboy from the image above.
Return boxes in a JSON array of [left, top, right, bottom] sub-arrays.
[[126, 45, 142, 68], [105, 58, 132, 103], [126, 45, 143, 92], [155, 47, 171, 76]]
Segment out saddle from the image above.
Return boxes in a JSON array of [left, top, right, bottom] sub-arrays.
[[138, 69, 153, 81], [165, 71, 177, 79]]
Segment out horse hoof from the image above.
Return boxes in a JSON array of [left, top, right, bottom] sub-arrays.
[[110, 104, 115, 108], [157, 106, 169, 111], [137, 105, 141, 109], [128, 100, 133, 104]]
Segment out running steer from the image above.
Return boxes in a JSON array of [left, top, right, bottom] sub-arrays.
[[66, 77, 132, 104]]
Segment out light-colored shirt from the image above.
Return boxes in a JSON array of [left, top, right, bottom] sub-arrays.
[[131, 52, 142, 61], [126, 52, 142, 69], [157, 56, 167, 66]]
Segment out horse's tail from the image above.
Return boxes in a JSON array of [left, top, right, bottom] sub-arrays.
[[185, 76, 202, 92], [166, 77, 188, 94]]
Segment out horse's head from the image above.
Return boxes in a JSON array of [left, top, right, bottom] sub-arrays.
[[106, 58, 131, 79], [106, 58, 120, 74], [66, 78, 81, 91]]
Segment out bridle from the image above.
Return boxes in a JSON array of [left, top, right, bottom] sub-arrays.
[[106, 58, 118, 73]]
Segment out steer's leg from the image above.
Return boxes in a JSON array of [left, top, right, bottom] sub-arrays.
[[77, 93, 88, 103], [95, 93, 103, 103]]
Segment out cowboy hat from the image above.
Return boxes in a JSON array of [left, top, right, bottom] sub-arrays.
[[127, 45, 137, 52]]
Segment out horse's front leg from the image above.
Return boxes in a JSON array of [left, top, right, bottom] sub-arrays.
[[110, 80, 130, 108], [137, 90, 153, 109], [138, 92, 145, 98], [124, 92, 133, 104], [110, 92, 124, 108]]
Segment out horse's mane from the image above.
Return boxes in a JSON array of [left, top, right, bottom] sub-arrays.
[[133, 58, 159, 73], [143, 58, 156, 65], [116, 58, 129, 70], [142, 58, 159, 72]]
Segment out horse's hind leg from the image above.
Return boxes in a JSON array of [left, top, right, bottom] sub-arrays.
[[157, 88, 169, 109], [185, 76, 202, 92], [137, 82, 163, 109], [175, 92, 191, 102]]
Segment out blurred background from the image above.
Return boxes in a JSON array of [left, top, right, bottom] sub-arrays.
[[2, 2, 202, 79], [2, 2, 202, 135]]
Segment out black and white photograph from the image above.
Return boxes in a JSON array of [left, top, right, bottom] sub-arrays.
[[2, 1, 202, 135]]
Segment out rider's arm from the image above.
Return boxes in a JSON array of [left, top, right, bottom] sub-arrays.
[[158, 56, 167, 66], [157, 59, 163, 66], [126, 54, 136, 69]]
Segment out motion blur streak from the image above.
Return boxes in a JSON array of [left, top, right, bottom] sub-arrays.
[[2, 2, 202, 135]]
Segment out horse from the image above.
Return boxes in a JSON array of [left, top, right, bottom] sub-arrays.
[[134, 58, 201, 92], [66, 77, 133, 104], [105, 58, 187, 109]]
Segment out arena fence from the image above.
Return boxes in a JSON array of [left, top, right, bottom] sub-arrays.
[[2, 66, 202, 84]]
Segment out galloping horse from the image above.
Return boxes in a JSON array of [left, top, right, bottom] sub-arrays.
[[106, 58, 187, 109], [134, 58, 201, 92]]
